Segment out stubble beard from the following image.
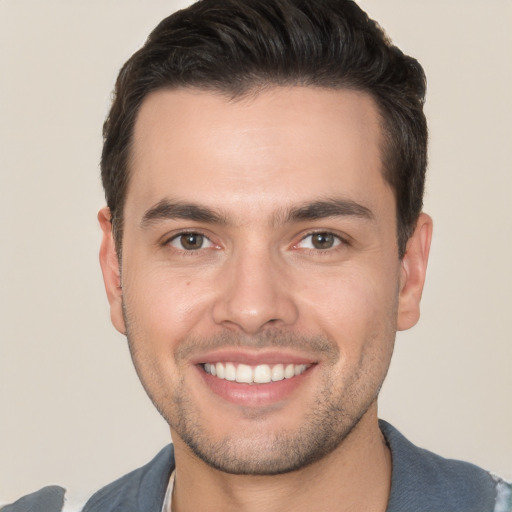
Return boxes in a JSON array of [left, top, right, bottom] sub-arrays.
[[171, 367, 379, 475], [126, 325, 395, 476]]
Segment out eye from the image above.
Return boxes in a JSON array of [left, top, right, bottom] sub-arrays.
[[297, 232, 342, 250], [168, 232, 214, 251]]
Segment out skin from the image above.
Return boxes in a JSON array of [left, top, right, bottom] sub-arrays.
[[99, 86, 432, 512]]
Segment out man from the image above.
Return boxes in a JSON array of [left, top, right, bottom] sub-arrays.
[[4, 0, 510, 511]]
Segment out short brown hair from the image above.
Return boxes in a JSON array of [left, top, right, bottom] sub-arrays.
[[101, 0, 427, 258]]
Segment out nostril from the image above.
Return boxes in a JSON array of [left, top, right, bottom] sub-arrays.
[[211, 268, 300, 333]]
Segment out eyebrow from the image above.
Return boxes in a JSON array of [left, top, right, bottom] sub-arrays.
[[140, 197, 374, 229], [140, 200, 227, 228], [281, 198, 375, 224]]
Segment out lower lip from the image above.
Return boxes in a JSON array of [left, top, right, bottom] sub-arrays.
[[197, 365, 314, 407]]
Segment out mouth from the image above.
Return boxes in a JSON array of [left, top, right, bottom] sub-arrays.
[[202, 362, 310, 384], [194, 352, 316, 407]]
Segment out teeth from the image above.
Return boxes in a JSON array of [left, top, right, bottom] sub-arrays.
[[215, 362, 225, 379], [294, 364, 307, 376], [284, 364, 295, 379], [225, 362, 236, 381], [236, 363, 253, 383], [254, 364, 272, 383], [203, 362, 309, 384], [271, 364, 284, 381]]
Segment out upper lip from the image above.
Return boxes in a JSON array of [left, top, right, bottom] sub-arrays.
[[189, 349, 317, 366]]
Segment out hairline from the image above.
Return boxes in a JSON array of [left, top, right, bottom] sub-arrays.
[[112, 83, 408, 260]]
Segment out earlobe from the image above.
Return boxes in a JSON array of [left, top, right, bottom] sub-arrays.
[[397, 213, 433, 331], [98, 207, 126, 335]]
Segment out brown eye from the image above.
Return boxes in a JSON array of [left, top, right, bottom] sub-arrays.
[[170, 233, 212, 250], [311, 233, 335, 249], [297, 232, 341, 250]]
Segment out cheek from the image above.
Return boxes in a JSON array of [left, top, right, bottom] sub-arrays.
[[122, 264, 214, 348], [120, 267, 213, 402], [295, 264, 399, 345]]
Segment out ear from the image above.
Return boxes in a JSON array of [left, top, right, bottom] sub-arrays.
[[397, 213, 433, 331], [98, 207, 126, 335]]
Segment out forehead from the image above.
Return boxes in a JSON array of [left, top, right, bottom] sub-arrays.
[[127, 86, 390, 220]]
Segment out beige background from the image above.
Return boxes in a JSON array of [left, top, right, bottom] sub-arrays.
[[1, 0, 511, 503]]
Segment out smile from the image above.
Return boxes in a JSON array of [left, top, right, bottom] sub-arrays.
[[203, 362, 310, 384]]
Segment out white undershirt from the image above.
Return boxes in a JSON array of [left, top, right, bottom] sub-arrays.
[[161, 470, 176, 512]]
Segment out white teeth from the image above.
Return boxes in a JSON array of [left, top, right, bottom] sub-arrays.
[[225, 362, 236, 381], [294, 364, 307, 376], [203, 362, 309, 384], [215, 362, 225, 379], [284, 364, 295, 379], [236, 364, 253, 383], [254, 364, 272, 383], [271, 364, 284, 382]]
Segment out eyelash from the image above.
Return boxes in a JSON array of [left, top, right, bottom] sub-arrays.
[[165, 231, 215, 252], [294, 231, 348, 252], [163, 230, 348, 255]]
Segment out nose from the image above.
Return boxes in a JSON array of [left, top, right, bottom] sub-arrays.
[[212, 246, 299, 334]]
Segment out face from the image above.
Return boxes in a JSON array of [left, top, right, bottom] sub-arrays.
[[100, 86, 431, 475]]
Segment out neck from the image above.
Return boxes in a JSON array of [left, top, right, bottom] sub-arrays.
[[171, 405, 392, 512]]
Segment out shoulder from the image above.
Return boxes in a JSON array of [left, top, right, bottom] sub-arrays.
[[380, 420, 512, 512], [0, 486, 66, 512], [1, 445, 175, 512], [82, 444, 175, 512], [492, 473, 512, 512]]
